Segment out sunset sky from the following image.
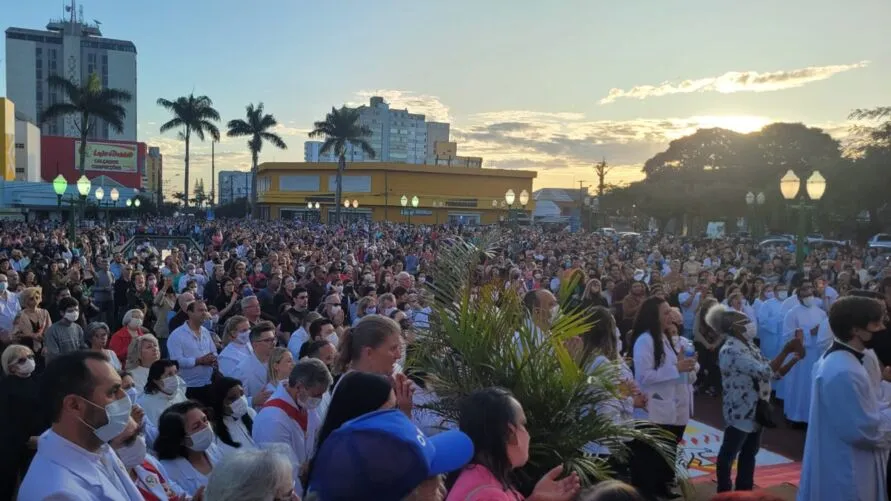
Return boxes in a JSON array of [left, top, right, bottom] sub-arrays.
[[3, 0, 888, 194]]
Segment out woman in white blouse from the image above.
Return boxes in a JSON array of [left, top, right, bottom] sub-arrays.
[[137, 359, 188, 425], [209, 377, 257, 457], [630, 296, 697, 500], [155, 401, 224, 496], [262, 346, 296, 395], [217, 315, 252, 378], [125, 334, 161, 394], [84, 322, 121, 371]]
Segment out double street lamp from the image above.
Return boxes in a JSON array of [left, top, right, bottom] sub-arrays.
[[306, 201, 321, 222], [52, 174, 92, 240], [745, 191, 766, 239], [344, 199, 360, 221], [779, 169, 826, 269], [504, 189, 529, 226], [401, 194, 419, 225], [94, 187, 121, 223]]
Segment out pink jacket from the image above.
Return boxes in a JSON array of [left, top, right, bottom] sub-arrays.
[[446, 465, 523, 501]]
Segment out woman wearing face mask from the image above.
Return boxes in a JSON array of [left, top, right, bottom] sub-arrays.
[[111, 417, 192, 500], [210, 377, 257, 457], [85, 321, 121, 371], [126, 334, 161, 395], [156, 401, 223, 496], [217, 316, 252, 378], [710, 305, 803, 492], [352, 296, 377, 326], [0, 344, 48, 501], [108, 309, 148, 364], [446, 387, 581, 501], [137, 359, 187, 426]]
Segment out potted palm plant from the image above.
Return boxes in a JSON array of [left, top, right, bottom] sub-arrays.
[[408, 234, 683, 495]]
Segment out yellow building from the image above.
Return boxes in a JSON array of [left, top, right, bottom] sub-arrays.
[[256, 162, 536, 225], [1, 98, 15, 181]]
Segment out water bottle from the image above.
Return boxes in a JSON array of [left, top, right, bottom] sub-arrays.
[[679, 343, 696, 385]]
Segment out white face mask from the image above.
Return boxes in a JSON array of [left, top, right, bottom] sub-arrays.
[[128, 318, 143, 329], [187, 426, 215, 452], [236, 329, 251, 344], [301, 395, 323, 410], [160, 375, 179, 395], [765, 291, 775, 299], [80, 394, 133, 443], [328, 304, 341, 313], [777, 291, 789, 300], [803, 296, 818, 308], [743, 322, 757, 341], [17, 358, 36, 377], [229, 395, 249, 419], [116, 434, 147, 468], [125, 387, 139, 404], [64, 311, 79, 322], [366, 306, 377, 314], [383, 307, 396, 316]]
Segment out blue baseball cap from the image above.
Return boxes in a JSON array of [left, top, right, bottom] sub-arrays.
[[308, 409, 474, 501]]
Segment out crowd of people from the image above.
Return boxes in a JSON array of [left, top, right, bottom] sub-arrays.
[[0, 217, 888, 501]]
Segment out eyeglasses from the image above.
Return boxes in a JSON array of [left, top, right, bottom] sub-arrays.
[[257, 337, 276, 344]]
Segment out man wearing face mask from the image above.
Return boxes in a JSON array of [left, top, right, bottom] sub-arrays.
[[781, 279, 829, 424], [44, 296, 86, 363], [253, 357, 332, 496], [518, 289, 560, 348], [18, 351, 143, 500], [235, 321, 277, 408], [799, 296, 891, 501]]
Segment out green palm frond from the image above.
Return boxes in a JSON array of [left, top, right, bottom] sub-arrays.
[[408, 231, 682, 495]]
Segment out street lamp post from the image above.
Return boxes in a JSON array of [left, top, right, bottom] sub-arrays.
[[505, 189, 516, 226], [75, 175, 91, 238], [519, 189, 529, 226], [780, 169, 826, 269], [95, 187, 107, 223], [110, 188, 119, 222], [344, 199, 351, 222], [351, 199, 359, 222], [746, 191, 766, 239]]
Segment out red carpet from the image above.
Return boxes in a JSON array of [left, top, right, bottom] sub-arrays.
[[691, 461, 802, 489]]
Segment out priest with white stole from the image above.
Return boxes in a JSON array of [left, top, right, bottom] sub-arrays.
[[253, 357, 332, 496], [781, 279, 828, 424], [798, 295, 891, 501]]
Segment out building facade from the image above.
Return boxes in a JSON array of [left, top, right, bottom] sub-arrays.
[[5, 2, 137, 141], [425, 121, 450, 163], [14, 111, 42, 182], [41, 135, 145, 189], [144, 147, 162, 204], [1, 98, 14, 181], [256, 162, 535, 225], [218, 170, 251, 205]]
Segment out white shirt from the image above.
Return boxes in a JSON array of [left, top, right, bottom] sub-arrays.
[[288, 327, 309, 359], [252, 384, 323, 495], [167, 323, 216, 388], [633, 331, 694, 426], [781, 302, 829, 423], [0, 291, 20, 338], [19, 429, 143, 500], [178, 273, 208, 296], [235, 353, 270, 404], [159, 441, 224, 496], [218, 341, 253, 378], [137, 388, 188, 426], [130, 366, 150, 396], [217, 409, 258, 457]]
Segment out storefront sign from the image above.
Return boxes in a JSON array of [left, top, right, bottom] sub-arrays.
[[75, 140, 138, 173]]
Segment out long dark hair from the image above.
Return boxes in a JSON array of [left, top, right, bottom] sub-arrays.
[[580, 306, 619, 365], [629, 296, 667, 369], [305, 372, 393, 486], [453, 387, 520, 491], [209, 377, 253, 448], [155, 400, 204, 460], [144, 359, 178, 395]]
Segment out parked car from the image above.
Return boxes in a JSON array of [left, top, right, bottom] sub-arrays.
[[758, 238, 795, 252], [868, 234, 891, 250]]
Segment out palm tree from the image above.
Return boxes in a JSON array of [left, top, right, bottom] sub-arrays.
[[309, 106, 375, 223], [157, 94, 220, 208], [226, 103, 287, 217], [40, 73, 132, 177]]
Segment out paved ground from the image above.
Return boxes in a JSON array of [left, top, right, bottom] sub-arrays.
[[686, 394, 805, 500]]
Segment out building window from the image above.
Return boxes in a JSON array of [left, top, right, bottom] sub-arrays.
[[326, 175, 371, 193], [279, 175, 321, 192]]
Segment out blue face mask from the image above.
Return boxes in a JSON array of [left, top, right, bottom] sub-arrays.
[[0, 282, 7, 292], [243, 288, 254, 297]]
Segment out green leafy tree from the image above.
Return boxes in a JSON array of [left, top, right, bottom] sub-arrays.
[[226, 102, 287, 217], [157, 94, 221, 208], [309, 107, 375, 223], [40, 73, 132, 177], [409, 234, 678, 495], [171, 192, 187, 207]]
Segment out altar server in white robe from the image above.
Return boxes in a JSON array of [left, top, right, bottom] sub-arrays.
[[252, 357, 332, 496], [799, 295, 891, 501], [781, 280, 828, 423]]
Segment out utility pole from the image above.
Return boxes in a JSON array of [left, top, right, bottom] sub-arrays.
[[211, 140, 216, 207], [577, 180, 587, 230]]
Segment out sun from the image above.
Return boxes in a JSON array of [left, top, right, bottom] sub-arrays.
[[692, 115, 772, 134]]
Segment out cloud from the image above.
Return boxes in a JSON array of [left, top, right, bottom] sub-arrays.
[[351, 90, 452, 122], [599, 61, 870, 104]]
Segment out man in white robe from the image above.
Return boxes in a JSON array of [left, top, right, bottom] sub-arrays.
[[799, 295, 891, 501], [781, 280, 828, 423]]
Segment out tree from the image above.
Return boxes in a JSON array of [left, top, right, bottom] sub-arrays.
[[171, 192, 187, 207], [309, 107, 375, 223], [226, 102, 287, 218], [844, 106, 891, 229], [41, 73, 132, 178], [157, 94, 221, 208], [193, 179, 207, 208], [593, 158, 612, 198]]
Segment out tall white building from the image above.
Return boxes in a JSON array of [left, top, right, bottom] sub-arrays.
[[425, 121, 450, 164], [218, 171, 252, 205], [14, 111, 42, 182], [5, 1, 138, 141]]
